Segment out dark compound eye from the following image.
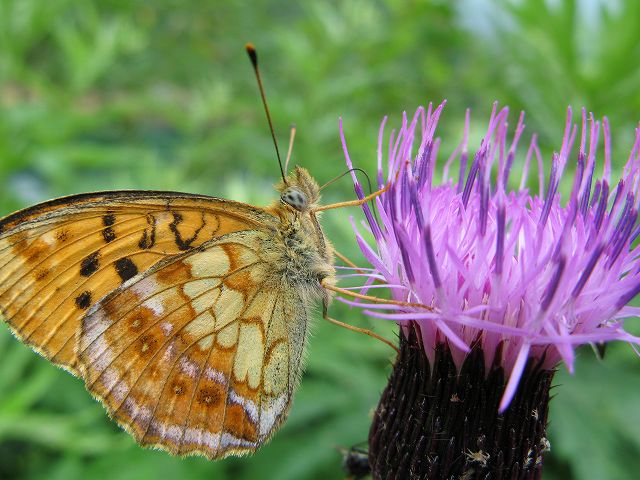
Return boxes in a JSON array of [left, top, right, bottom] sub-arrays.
[[281, 188, 307, 210]]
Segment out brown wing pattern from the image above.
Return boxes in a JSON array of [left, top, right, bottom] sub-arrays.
[[0, 191, 273, 373], [78, 231, 308, 459]]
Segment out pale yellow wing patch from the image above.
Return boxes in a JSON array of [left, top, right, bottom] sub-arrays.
[[0, 192, 273, 373], [77, 232, 309, 459]]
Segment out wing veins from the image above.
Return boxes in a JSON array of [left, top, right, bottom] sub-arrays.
[[178, 284, 276, 455], [8, 226, 171, 344], [120, 284, 269, 448], [1, 215, 159, 302], [78, 247, 264, 363], [0, 206, 173, 258], [0, 194, 271, 254], [255, 289, 282, 443], [176, 324, 219, 455], [7, 221, 260, 340], [32, 236, 265, 352], [289, 291, 308, 395], [84, 260, 264, 392], [206, 283, 273, 457]]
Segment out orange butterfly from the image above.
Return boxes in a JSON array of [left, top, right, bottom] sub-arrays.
[[0, 45, 388, 459]]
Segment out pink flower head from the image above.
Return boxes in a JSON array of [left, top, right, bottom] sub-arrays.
[[340, 102, 640, 411]]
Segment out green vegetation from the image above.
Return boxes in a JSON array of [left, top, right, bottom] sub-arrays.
[[1, 1, 639, 478]]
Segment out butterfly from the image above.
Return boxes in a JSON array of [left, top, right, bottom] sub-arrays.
[[0, 44, 389, 460], [0, 168, 335, 459]]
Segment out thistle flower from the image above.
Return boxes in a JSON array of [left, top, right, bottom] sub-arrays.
[[340, 102, 640, 479]]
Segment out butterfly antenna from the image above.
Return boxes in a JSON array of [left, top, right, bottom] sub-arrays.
[[245, 43, 287, 184], [319, 167, 373, 193], [319, 167, 380, 224], [284, 124, 296, 174]]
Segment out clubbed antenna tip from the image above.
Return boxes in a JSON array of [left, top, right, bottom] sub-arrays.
[[245, 43, 257, 66]]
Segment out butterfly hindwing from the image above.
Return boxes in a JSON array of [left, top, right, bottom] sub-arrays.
[[0, 191, 272, 374], [77, 231, 308, 458]]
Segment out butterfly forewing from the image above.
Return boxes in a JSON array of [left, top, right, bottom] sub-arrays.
[[78, 231, 306, 458], [0, 191, 269, 373]]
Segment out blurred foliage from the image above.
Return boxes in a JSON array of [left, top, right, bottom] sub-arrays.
[[0, 0, 639, 478]]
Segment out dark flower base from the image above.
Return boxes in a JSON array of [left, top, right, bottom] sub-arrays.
[[368, 326, 555, 480]]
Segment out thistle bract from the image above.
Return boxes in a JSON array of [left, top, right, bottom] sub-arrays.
[[341, 102, 640, 410]]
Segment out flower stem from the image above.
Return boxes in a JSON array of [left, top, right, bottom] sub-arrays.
[[368, 326, 554, 479]]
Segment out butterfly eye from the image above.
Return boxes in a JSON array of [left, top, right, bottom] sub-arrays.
[[281, 188, 308, 211]]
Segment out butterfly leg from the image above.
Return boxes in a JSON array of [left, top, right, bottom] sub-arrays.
[[334, 249, 364, 271], [322, 299, 399, 353], [322, 281, 432, 310], [313, 183, 390, 212]]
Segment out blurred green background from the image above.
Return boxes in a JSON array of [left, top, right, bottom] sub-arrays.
[[1, 0, 640, 479]]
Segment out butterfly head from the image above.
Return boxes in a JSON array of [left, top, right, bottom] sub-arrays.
[[278, 167, 320, 212]]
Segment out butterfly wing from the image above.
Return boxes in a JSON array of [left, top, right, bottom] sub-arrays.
[[0, 191, 274, 374], [77, 231, 308, 459]]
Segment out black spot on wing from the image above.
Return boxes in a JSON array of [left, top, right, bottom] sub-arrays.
[[102, 214, 116, 243], [103, 214, 115, 226], [102, 227, 116, 243], [172, 381, 186, 396], [169, 211, 206, 250], [35, 269, 49, 281], [55, 229, 69, 242], [114, 257, 138, 282], [80, 252, 100, 277], [75, 291, 92, 309], [138, 214, 157, 249]]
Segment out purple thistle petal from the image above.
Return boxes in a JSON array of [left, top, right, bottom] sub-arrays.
[[339, 118, 383, 242], [461, 146, 485, 207], [607, 208, 637, 269], [499, 342, 531, 412], [434, 318, 469, 352], [608, 180, 625, 226], [539, 153, 559, 228], [342, 102, 640, 410], [630, 223, 640, 244], [590, 180, 602, 209], [415, 141, 433, 189], [423, 225, 442, 289], [571, 148, 586, 205], [409, 178, 425, 231], [400, 163, 411, 218], [377, 116, 388, 188], [531, 330, 640, 345], [541, 256, 566, 312], [617, 281, 640, 310], [364, 310, 531, 337], [502, 111, 526, 188], [579, 114, 599, 216], [593, 180, 609, 233], [519, 134, 537, 192], [571, 244, 605, 298], [495, 204, 506, 276], [603, 117, 612, 184], [478, 168, 490, 236], [395, 223, 416, 285], [534, 140, 545, 198]]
